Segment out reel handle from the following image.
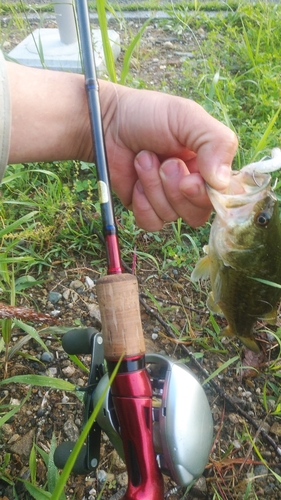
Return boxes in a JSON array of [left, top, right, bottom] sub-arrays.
[[96, 273, 164, 500]]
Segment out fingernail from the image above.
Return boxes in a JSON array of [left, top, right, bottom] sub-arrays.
[[216, 164, 230, 187], [160, 159, 180, 179], [135, 151, 153, 171]]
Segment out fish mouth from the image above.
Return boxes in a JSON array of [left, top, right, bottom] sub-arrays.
[[206, 171, 271, 218]]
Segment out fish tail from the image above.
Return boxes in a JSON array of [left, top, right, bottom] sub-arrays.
[[222, 326, 261, 353], [239, 337, 261, 353]]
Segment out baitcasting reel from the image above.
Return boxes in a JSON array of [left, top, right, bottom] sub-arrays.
[[54, 328, 213, 486]]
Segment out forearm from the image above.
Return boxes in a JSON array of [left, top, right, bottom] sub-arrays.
[[6, 61, 118, 165]]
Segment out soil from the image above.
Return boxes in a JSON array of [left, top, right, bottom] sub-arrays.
[[0, 10, 281, 500]]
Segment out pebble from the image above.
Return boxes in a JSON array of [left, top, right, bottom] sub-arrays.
[[254, 464, 268, 477], [270, 421, 281, 436], [232, 440, 241, 449], [116, 472, 128, 488], [62, 365, 76, 377], [261, 450, 272, 459], [228, 413, 241, 424], [1, 424, 13, 438], [37, 408, 46, 417], [151, 333, 158, 340], [191, 476, 207, 497], [85, 276, 94, 289], [70, 279, 84, 290], [111, 450, 126, 470], [48, 291, 62, 304], [242, 391, 252, 399], [46, 367, 58, 377], [41, 352, 54, 363], [50, 309, 61, 317], [70, 291, 79, 302], [3, 40, 11, 50], [63, 419, 79, 442], [63, 289, 71, 301], [76, 378, 85, 387], [87, 303, 101, 322], [257, 421, 270, 433], [9, 428, 35, 458], [8, 434, 20, 444], [97, 469, 107, 483], [10, 398, 20, 406]]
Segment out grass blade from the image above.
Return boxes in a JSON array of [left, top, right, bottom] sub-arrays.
[[96, 0, 117, 82], [120, 18, 151, 85], [0, 212, 38, 239], [203, 355, 239, 385], [0, 388, 31, 426], [13, 319, 50, 353], [20, 482, 51, 499], [0, 375, 75, 391], [251, 105, 281, 160]]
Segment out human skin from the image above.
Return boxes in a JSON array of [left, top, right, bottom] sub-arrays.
[[6, 61, 238, 231]]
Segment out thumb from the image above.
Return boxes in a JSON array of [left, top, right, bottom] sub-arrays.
[[173, 99, 238, 191]]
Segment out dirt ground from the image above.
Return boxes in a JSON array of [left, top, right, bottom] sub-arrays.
[[0, 11, 281, 500]]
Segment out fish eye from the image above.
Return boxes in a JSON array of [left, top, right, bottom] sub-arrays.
[[256, 211, 270, 226]]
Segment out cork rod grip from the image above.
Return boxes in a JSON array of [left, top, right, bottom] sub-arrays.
[[96, 274, 145, 360]]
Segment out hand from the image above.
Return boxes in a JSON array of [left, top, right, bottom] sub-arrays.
[[6, 63, 237, 231], [99, 83, 238, 231]]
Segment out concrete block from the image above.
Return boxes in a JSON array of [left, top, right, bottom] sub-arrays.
[[8, 28, 120, 74]]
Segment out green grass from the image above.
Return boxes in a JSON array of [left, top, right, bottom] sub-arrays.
[[0, 1, 242, 16], [164, 2, 281, 165], [1, 1, 281, 498]]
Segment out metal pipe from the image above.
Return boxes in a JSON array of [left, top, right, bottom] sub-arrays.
[[54, 0, 78, 46]]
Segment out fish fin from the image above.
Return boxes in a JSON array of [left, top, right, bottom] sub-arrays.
[[191, 255, 211, 282], [222, 326, 261, 353], [221, 325, 233, 337], [206, 292, 223, 315], [261, 308, 277, 325], [202, 245, 209, 254], [239, 337, 261, 353]]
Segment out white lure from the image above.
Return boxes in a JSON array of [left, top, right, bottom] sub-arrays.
[[242, 147, 281, 175]]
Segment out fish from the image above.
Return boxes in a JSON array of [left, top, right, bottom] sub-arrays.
[[191, 148, 281, 352]]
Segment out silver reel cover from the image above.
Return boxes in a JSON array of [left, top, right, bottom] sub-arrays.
[[93, 353, 213, 486]]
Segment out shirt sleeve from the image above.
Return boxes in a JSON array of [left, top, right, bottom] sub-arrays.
[[0, 50, 11, 182]]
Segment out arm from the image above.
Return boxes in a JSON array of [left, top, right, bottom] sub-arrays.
[[6, 60, 238, 230]]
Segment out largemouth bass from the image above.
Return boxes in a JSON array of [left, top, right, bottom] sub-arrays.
[[192, 148, 281, 352]]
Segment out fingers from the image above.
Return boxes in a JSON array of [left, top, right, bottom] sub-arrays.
[[132, 151, 212, 230], [132, 151, 177, 230], [132, 181, 164, 231]]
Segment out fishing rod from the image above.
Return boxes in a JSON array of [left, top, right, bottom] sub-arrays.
[[74, 1, 164, 498]]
